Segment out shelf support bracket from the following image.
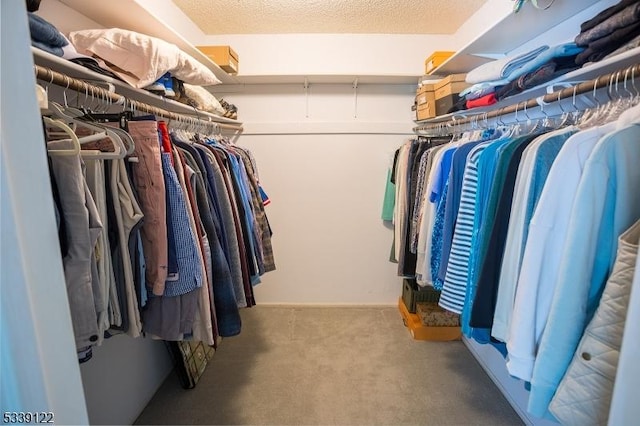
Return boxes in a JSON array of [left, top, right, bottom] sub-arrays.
[[304, 77, 310, 118], [353, 78, 359, 118]]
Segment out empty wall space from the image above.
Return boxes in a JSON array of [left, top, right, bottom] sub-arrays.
[[218, 83, 415, 305]]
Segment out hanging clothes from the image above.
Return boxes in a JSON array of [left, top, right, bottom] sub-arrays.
[[392, 78, 640, 421], [43, 104, 274, 360]]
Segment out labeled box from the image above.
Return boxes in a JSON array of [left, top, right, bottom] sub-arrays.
[[197, 45, 239, 75], [433, 74, 469, 116], [415, 83, 436, 121], [424, 51, 455, 75]]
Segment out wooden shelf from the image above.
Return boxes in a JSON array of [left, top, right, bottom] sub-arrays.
[[58, 0, 238, 84], [33, 47, 242, 126]]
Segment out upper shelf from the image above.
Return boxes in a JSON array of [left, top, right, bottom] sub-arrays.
[[32, 47, 242, 126], [415, 46, 640, 125], [431, 0, 615, 76], [58, 0, 238, 85]]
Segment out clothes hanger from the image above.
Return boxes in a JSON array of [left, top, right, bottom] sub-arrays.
[[81, 93, 135, 156], [45, 93, 128, 159], [43, 117, 81, 156]]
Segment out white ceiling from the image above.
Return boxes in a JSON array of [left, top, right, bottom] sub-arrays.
[[172, 0, 489, 35]]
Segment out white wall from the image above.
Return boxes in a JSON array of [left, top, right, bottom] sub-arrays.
[[221, 83, 414, 305], [199, 33, 456, 77]]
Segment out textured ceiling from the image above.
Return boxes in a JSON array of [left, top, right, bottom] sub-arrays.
[[172, 0, 489, 35]]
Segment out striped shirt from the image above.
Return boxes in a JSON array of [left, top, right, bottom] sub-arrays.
[[439, 143, 488, 313]]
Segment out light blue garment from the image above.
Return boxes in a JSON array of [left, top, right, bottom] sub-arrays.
[[528, 122, 640, 417], [430, 183, 449, 290], [504, 42, 583, 83], [466, 43, 583, 87], [430, 147, 456, 203], [460, 83, 499, 100], [466, 45, 548, 84], [228, 152, 261, 282], [521, 128, 577, 249]]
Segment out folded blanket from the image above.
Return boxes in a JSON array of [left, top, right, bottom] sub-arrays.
[[496, 62, 557, 100], [466, 42, 582, 87], [580, 0, 639, 33], [460, 83, 497, 101], [503, 42, 582, 82], [466, 45, 548, 84], [29, 13, 67, 48], [575, 3, 640, 46], [602, 33, 640, 61], [576, 21, 640, 65], [466, 93, 497, 109], [32, 40, 63, 57], [497, 53, 583, 101]]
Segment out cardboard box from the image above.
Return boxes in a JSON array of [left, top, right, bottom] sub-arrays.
[[415, 83, 436, 121], [416, 302, 460, 327], [196, 45, 239, 74], [424, 51, 455, 75], [398, 298, 461, 341], [434, 74, 469, 116]]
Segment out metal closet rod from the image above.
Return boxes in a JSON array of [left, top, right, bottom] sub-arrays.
[[413, 63, 640, 133], [34, 64, 242, 132]]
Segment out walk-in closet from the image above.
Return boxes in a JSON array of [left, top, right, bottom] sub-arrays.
[[2, 0, 639, 425]]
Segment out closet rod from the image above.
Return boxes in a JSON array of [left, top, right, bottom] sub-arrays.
[[34, 64, 243, 132], [413, 63, 640, 133]]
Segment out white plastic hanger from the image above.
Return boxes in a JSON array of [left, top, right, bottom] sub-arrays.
[[45, 101, 127, 159], [43, 117, 81, 156]]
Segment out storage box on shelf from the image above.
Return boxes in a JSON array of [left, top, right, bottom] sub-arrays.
[[434, 74, 469, 116], [415, 83, 436, 120], [197, 46, 239, 75], [425, 51, 455, 75]]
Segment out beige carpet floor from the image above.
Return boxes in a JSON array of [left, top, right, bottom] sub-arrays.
[[135, 306, 523, 425]]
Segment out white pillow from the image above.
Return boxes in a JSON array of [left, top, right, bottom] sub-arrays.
[[183, 84, 225, 116], [69, 28, 221, 88]]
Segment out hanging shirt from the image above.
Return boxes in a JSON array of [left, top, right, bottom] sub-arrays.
[[160, 152, 204, 297], [415, 144, 450, 285], [463, 135, 533, 338], [470, 134, 538, 330], [528, 110, 640, 418], [492, 127, 576, 342], [506, 122, 617, 381], [439, 142, 489, 313], [437, 138, 488, 283]]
